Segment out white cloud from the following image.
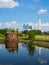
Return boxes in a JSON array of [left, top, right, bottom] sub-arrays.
[[38, 9, 47, 14], [0, 0, 20, 8], [5, 22, 11, 27], [38, 58, 47, 64], [5, 21, 17, 27], [4, 21, 23, 31], [11, 21, 17, 25], [41, 23, 49, 27], [0, 22, 2, 26]]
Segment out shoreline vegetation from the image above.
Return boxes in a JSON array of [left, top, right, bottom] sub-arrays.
[[19, 39, 49, 48], [0, 38, 49, 48], [0, 35, 49, 42], [0, 28, 49, 48]]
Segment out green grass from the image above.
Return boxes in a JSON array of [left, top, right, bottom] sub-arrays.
[[35, 35, 49, 42]]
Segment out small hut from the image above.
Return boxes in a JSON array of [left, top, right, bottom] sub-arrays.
[[6, 29, 18, 41]]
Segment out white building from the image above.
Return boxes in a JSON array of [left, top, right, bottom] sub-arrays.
[[38, 18, 41, 30]]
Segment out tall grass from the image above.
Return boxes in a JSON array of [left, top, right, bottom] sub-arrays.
[[35, 35, 49, 42]]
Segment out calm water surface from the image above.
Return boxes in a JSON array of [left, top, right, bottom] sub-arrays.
[[0, 41, 49, 65]]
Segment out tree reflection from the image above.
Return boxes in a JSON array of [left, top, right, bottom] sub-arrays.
[[27, 44, 35, 56], [22, 43, 35, 56], [5, 41, 18, 53]]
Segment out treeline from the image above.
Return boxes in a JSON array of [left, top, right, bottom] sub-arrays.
[[0, 28, 49, 36], [0, 28, 49, 39], [0, 28, 49, 35], [0, 28, 16, 37], [20, 30, 49, 36], [19, 30, 49, 40], [0, 28, 8, 35]]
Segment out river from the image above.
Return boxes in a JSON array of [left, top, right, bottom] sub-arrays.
[[0, 41, 49, 65]]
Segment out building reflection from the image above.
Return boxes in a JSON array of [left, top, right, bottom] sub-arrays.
[[36, 46, 47, 64], [5, 41, 18, 53], [35, 46, 42, 55]]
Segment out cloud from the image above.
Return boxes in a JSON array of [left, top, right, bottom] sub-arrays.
[[5, 21, 17, 27], [38, 58, 47, 64], [41, 23, 49, 27], [0, 22, 2, 26], [11, 21, 17, 25], [5, 22, 11, 27], [4, 21, 23, 31], [38, 9, 47, 14], [0, 0, 20, 8]]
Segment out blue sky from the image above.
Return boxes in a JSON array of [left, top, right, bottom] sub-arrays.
[[0, 0, 49, 31]]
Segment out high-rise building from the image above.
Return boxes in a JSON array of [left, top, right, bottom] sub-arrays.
[[23, 24, 32, 30], [38, 18, 41, 30]]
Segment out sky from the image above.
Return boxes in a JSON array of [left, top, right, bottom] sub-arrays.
[[0, 0, 49, 31]]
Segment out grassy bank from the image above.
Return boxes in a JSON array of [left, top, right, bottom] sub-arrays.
[[0, 35, 49, 42], [0, 33, 5, 43], [19, 35, 49, 42], [35, 35, 49, 42]]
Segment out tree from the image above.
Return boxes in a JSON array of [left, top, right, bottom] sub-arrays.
[[33, 30, 42, 35], [22, 30, 28, 35], [0, 28, 8, 35], [28, 30, 35, 41], [19, 32, 23, 37]]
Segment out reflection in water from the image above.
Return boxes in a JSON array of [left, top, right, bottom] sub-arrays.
[[35, 46, 48, 64], [35, 46, 42, 55], [5, 41, 35, 56], [0, 41, 49, 65], [38, 47, 42, 55], [0, 45, 2, 49], [38, 58, 47, 64], [22, 43, 35, 56], [5, 41, 18, 53], [36, 47, 48, 64]]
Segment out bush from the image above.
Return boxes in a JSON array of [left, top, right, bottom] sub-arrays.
[[28, 30, 35, 41]]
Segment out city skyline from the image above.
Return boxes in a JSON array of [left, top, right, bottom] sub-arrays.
[[0, 18, 49, 31], [23, 18, 49, 31]]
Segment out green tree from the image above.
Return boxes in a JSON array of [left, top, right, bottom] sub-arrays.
[[0, 28, 8, 35], [19, 32, 23, 37], [22, 30, 28, 35], [33, 30, 42, 35], [28, 30, 35, 41]]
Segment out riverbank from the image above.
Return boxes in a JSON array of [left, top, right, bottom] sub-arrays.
[[0, 38, 49, 48], [35, 35, 49, 42], [0, 36, 49, 48], [0, 35, 49, 42], [33, 41, 49, 48], [19, 39, 49, 48]]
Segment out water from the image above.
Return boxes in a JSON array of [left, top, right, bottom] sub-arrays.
[[0, 41, 49, 65]]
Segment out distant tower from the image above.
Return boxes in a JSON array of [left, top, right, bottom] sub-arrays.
[[38, 18, 41, 30]]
